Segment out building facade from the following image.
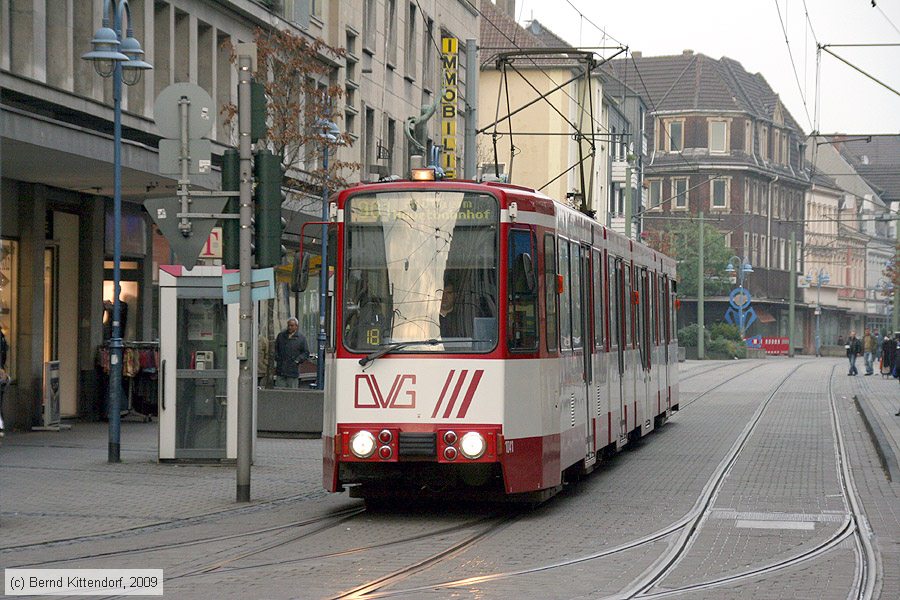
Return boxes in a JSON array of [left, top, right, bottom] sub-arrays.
[[477, 1, 611, 216], [0, 0, 478, 429], [610, 51, 811, 340]]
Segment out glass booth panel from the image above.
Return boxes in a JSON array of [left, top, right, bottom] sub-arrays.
[[175, 297, 227, 459]]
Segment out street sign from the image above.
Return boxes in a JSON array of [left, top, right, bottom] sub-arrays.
[[158, 139, 212, 174], [154, 83, 214, 139], [144, 196, 227, 269], [222, 268, 276, 304]]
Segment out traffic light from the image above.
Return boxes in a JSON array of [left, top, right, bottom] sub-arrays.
[[254, 149, 286, 268], [250, 80, 267, 143], [222, 148, 240, 269]]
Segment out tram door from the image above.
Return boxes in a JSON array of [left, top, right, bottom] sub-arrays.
[[580, 244, 595, 466]]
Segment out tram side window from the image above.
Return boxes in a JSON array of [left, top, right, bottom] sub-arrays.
[[570, 241, 583, 349], [593, 250, 604, 349], [544, 234, 558, 351], [670, 280, 677, 341], [558, 238, 572, 350], [624, 264, 632, 347], [659, 274, 667, 344], [649, 272, 656, 346], [507, 229, 538, 351], [634, 267, 643, 355], [608, 256, 619, 347]]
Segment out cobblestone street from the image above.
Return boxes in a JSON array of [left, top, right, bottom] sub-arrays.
[[2, 358, 898, 599]]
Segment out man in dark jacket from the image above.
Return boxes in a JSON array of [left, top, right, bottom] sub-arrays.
[[274, 318, 309, 388], [846, 330, 862, 376]]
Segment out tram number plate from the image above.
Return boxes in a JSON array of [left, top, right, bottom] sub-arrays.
[[504, 440, 514, 454]]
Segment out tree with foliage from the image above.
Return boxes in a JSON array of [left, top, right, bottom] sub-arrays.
[[223, 28, 359, 197], [222, 28, 360, 384], [645, 221, 734, 298]]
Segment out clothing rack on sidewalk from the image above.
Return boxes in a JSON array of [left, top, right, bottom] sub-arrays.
[[98, 340, 159, 421]]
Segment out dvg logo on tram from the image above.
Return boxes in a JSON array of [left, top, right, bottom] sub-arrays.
[[353, 370, 485, 419]]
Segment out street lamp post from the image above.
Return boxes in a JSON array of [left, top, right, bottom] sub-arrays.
[[82, 0, 151, 463], [724, 255, 754, 338], [315, 118, 341, 391], [806, 268, 830, 357]]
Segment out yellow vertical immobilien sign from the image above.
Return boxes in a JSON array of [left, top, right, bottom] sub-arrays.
[[441, 36, 458, 178]]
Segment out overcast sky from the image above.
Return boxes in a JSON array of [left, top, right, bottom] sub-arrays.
[[511, 0, 900, 135]]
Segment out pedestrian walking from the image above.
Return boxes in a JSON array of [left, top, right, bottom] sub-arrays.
[[273, 317, 310, 389], [863, 328, 876, 375], [846, 330, 862, 376]]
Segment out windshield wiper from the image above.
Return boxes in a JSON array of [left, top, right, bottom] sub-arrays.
[[359, 339, 440, 367]]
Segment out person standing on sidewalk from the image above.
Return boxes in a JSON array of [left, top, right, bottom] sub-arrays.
[[881, 333, 895, 377], [863, 328, 876, 375], [273, 317, 309, 389], [846, 330, 862, 376], [0, 326, 7, 436]]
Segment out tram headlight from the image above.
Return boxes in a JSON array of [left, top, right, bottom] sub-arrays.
[[349, 430, 377, 459], [459, 432, 486, 460]]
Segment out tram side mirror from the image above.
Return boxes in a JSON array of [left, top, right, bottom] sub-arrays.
[[291, 252, 311, 293], [512, 253, 536, 295]]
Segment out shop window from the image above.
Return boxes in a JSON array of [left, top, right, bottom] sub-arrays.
[[0, 239, 18, 379]]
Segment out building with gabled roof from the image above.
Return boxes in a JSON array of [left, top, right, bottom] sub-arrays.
[[608, 50, 811, 345]]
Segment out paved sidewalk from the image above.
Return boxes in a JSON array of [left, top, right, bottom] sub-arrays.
[[846, 370, 900, 481], [0, 421, 336, 549]]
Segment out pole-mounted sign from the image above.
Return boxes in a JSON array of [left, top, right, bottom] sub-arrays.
[[441, 37, 458, 178]]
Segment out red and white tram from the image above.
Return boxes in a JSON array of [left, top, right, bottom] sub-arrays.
[[312, 171, 678, 502]]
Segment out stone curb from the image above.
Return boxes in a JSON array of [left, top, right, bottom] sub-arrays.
[[853, 394, 900, 482]]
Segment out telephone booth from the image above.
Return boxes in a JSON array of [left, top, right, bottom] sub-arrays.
[[158, 265, 256, 461]]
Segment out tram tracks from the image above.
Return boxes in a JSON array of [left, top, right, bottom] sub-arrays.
[[345, 359, 877, 600], [169, 511, 514, 583], [623, 364, 877, 600], [7, 505, 366, 569], [313, 360, 801, 599]]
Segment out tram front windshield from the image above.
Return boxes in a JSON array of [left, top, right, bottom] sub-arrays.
[[343, 191, 499, 353]]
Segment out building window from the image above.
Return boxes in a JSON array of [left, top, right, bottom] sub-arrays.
[[673, 178, 688, 209], [385, 0, 398, 68], [648, 179, 662, 209], [709, 119, 728, 153], [666, 120, 683, 152], [752, 234, 758, 266], [711, 177, 729, 210], [405, 2, 417, 80], [773, 129, 781, 163], [363, 0, 376, 54], [422, 17, 435, 91], [761, 235, 767, 268], [744, 232, 750, 257], [743, 180, 750, 213], [759, 125, 768, 160], [744, 120, 753, 154]]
